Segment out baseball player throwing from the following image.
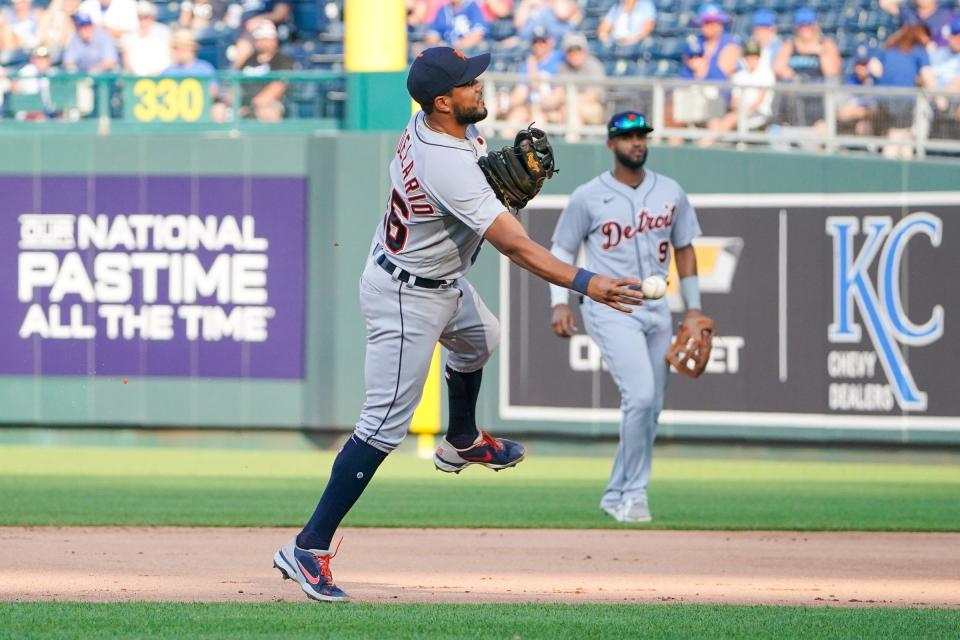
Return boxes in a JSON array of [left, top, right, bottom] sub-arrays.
[[273, 48, 645, 602], [548, 111, 714, 523]]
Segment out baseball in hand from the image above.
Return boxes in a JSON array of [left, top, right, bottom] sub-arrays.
[[641, 276, 667, 300]]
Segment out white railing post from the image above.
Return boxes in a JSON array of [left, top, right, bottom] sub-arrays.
[[824, 84, 837, 154], [652, 82, 665, 141]]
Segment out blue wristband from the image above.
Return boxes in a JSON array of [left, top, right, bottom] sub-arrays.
[[571, 268, 595, 296], [680, 275, 702, 310]]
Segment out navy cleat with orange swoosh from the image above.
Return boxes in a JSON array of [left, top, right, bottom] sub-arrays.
[[433, 430, 526, 473], [273, 538, 349, 602]]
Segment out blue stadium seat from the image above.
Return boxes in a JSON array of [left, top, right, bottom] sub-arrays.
[[654, 36, 686, 61], [651, 58, 681, 77], [657, 13, 680, 36], [156, 1, 180, 24], [292, 1, 324, 39], [608, 59, 639, 77]]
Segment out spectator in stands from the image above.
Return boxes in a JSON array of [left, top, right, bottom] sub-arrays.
[[597, 0, 655, 46], [163, 28, 214, 75], [233, 0, 292, 69], [543, 31, 606, 136], [702, 39, 775, 146], [407, 0, 447, 28], [750, 9, 781, 74], [122, 1, 171, 76], [1, 0, 45, 54], [669, 37, 727, 136], [837, 44, 878, 137], [505, 25, 563, 123], [239, 20, 294, 121], [179, 0, 241, 33], [514, 0, 580, 43], [880, 0, 955, 47], [163, 28, 225, 121], [63, 13, 118, 72], [931, 19, 960, 138], [695, 4, 740, 79], [773, 8, 840, 131], [932, 17, 960, 87], [78, 0, 137, 39], [425, 0, 488, 49], [872, 23, 936, 157], [12, 45, 58, 119], [679, 36, 709, 80], [479, 0, 512, 21], [36, 0, 80, 57]]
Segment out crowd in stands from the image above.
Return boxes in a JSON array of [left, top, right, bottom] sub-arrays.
[[407, 0, 960, 154], [0, 0, 958, 153]]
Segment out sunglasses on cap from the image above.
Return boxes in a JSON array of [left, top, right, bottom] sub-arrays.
[[608, 112, 653, 138]]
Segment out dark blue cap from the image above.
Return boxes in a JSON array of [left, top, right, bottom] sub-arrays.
[[950, 18, 960, 35], [607, 111, 654, 139], [74, 12, 94, 27], [794, 7, 817, 26], [407, 47, 491, 106], [752, 9, 775, 27], [853, 44, 871, 63]]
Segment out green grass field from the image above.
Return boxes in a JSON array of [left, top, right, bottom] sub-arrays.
[[2, 602, 959, 640], [3, 444, 958, 639], [1, 445, 958, 530]]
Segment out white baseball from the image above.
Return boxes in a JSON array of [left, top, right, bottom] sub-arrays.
[[641, 276, 667, 300]]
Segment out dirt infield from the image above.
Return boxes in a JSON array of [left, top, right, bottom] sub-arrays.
[[2, 527, 958, 607]]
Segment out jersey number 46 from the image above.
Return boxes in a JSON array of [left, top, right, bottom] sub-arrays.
[[384, 189, 411, 253]]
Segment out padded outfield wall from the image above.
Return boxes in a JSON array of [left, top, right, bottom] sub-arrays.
[[0, 131, 957, 445]]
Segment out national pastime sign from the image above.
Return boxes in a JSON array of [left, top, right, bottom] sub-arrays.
[[0, 175, 306, 379]]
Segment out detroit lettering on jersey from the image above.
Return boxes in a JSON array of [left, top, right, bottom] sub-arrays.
[[601, 203, 679, 250], [374, 112, 506, 281], [552, 171, 701, 283]]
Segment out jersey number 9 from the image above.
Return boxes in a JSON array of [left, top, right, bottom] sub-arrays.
[[384, 189, 410, 253]]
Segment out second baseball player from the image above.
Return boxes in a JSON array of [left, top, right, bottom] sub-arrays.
[[548, 111, 710, 523]]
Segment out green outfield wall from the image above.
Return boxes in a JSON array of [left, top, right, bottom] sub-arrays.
[[0, 131, 957, 445]]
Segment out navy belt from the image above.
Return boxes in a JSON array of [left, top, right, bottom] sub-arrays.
[[376, 254, 452, 289]]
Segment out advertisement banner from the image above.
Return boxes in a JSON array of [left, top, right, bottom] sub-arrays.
[[0, 176, 306, 379], [500, 193, 960, 431]]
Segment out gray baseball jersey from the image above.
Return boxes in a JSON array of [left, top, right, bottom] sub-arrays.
[[374, 111, 506, 281], [548, 169, 701, 513], [355, 112, 506, 453], [550, 170, 700, 306]]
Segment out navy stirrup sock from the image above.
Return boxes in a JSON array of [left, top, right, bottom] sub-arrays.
[[297, 435, 387, 551], [444, 365, 483, 449]]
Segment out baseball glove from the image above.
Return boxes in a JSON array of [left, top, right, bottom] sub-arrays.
[[478, 125, 557, 210], [666, 313, 715, 378]]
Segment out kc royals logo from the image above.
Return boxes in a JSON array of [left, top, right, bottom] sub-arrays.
[[826, 213, 944, 411]]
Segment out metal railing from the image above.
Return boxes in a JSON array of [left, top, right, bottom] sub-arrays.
[[482, 72, 960, 159], [0, 71, 346, 131]]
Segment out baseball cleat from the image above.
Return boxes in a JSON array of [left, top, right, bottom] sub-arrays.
[[273, 537, 349, 603], [433, 431, 526, 473], [601, 504, 622, 521], [619, 496, 652, 523]]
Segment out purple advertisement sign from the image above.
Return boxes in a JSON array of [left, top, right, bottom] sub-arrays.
[[0, 175, 306, 379]]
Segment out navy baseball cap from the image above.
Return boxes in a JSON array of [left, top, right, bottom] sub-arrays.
[[607, 111, 654, 139], [949, 18, 960, 36], [74, 12, 94, 27], [752, 9, 775, 27], [407, 47, 491, 105]]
